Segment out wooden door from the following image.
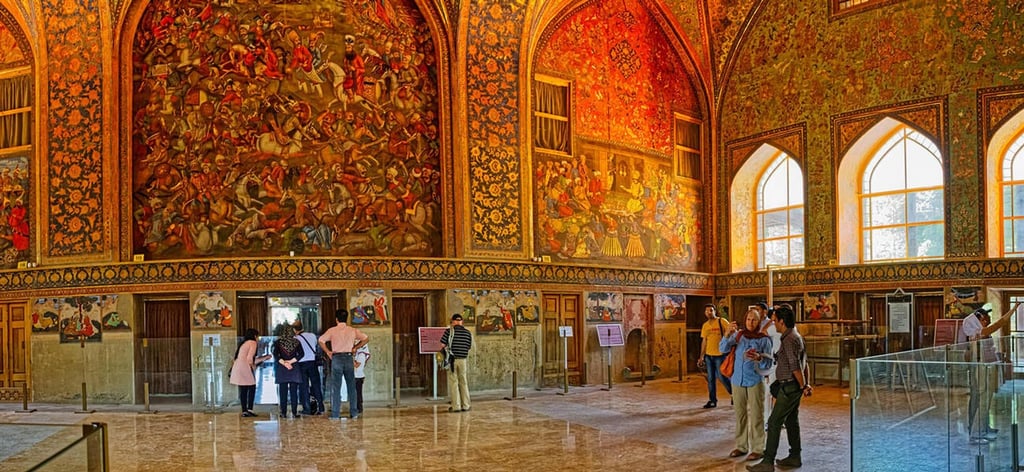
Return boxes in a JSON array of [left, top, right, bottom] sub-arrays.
[[0, 301, 28, 392], [542, 294, 582, 387], [137, 299, 192, 398], [914, 295, 943, 349], [392, 296, 428, 392]]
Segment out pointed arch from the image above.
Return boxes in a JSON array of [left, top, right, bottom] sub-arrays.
[[730, 144, 804, 272], [837, 117, 944, 263], [986, 108, 1024, 257]]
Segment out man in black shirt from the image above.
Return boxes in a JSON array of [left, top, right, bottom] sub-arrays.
[[440, 314, 473, 412]]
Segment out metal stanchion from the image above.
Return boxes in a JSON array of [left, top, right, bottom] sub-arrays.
[[673, 327, 686, 383], [138, 382, 157, 414], [388, 376, 407, 409], [504, 370, 525, 400], [14, 383, 35, 413], [601, 346, 613, 391], [76, 336, 95, 414], [75, 381, 95, 414]]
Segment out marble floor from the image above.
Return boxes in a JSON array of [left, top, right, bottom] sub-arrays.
[[1, 377, 851, 471]]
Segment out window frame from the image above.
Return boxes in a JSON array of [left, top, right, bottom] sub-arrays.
[[754, 152, 804, 270], [532, 74, 573, 157], [673, 113, 702, 181], [859, 126, 944, 263], [999, 129, 1024, 257]]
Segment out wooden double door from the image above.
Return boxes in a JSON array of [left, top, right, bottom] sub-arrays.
[[0, 301, 28, 395], [542, 294, 582, 387]]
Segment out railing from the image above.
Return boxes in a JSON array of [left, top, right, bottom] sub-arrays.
[[0, 422, 108, 471], [852, 335, 1024, 471]]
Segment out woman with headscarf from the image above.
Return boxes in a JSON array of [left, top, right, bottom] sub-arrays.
[[720, 306, 774, 462], [273, 322, 305, 419], [230, 328, 270, 417]]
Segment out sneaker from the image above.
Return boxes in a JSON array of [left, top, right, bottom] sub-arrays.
[[702, 401, 717, 409], [775, 455, 802, 468], [350, 414, 360, 419]]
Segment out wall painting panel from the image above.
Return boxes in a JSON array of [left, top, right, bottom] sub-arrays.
[[131, 0, 441, 260]]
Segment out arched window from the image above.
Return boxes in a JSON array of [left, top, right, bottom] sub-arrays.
[[1000, 131, 1024, 256], [860, 127, 944, 262], [756, 153, 803, 269]]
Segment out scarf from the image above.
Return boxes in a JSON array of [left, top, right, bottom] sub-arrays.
[[737, 327, 768, 341], [276, 332, 301, 358]]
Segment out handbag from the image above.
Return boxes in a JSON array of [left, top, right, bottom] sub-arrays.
[[720, 345, 737, 377], [719, 327, 739, 378]]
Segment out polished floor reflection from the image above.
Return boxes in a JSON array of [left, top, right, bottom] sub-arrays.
[[1, 378, 851, 471]]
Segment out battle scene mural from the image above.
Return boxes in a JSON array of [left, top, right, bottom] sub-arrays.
[[534, 0, 703, 270], [131, 0, 441, 259]]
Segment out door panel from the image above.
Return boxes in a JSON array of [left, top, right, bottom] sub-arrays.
[[0, 302, 28, 391], [393, 296, 428, 391], [542, 294, 583, 387]]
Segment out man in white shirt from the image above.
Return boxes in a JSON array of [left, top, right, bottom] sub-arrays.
[[960, 303, 1019, 443]]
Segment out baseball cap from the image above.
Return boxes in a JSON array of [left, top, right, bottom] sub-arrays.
[[451, 314, 463, 321]]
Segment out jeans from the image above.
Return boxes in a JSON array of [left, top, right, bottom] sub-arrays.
[[704, 354, 733, 403], [329, 353, 358, 418], [297, 361, 323, 413], [764, 381, 803, 460]]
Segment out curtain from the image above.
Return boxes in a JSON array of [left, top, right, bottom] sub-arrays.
[[237, 296, 268, 336], [0, 74, 31, 148], [141, 299, 191, 395], [320, 294, 339, 335], [534, 81, 569, 153]]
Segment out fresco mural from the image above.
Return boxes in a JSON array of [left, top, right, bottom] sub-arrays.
[[534, 142, 702, 269], [534, 0, 703, 270], [45, 0, 105, 257], [536, 0, 701, 155], [585, 292, 623, 322], [465, 0, 526, 253], [448, 289, 538, 334], [349, 288, 388, 325], [0, 21, 26, 68], [0, 155, 29, 267], [803, 291, 837, 320], [945, 286, 984, 318], [654, 293, 686, 321], [192, 291, 233, 328], [32, 295, 116, 343], [131, 0, 441, 260]]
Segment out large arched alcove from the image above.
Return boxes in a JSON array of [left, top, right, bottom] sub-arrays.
[[529, 0, 707, 271], [124, 0, 445, 260]]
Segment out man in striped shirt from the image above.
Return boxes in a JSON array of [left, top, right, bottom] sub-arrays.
[[440, 314, 473, 412], [748, 304, 810, 472]]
